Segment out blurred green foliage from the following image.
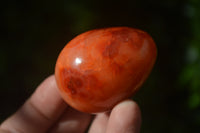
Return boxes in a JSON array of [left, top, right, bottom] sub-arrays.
[[180, 0, 200, 108], [0, 0, 200, 132]]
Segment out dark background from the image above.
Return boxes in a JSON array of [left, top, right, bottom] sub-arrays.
[[1, 0, 200, 132]]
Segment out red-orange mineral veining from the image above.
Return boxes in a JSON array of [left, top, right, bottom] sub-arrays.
[[55, 27, 157, 113]]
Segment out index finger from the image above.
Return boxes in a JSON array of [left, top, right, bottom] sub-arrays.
[[1, 75, 67, 133]]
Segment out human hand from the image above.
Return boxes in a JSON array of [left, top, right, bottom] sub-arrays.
[[0, 75, 141, 133]]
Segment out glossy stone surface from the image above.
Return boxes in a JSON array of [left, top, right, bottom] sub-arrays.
[[55, 27, 157, 113]]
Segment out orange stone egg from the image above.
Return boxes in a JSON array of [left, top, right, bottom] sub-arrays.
[[55, 27, 157, 113]]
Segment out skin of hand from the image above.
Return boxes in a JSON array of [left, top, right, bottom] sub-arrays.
[[0, 75, 142, 133]]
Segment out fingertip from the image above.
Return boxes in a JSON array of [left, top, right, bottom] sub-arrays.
[[113, 100, 141, 119], [88, 113, 109, 133], [106, 100, 142, 133], [113, 100, 142, 127]]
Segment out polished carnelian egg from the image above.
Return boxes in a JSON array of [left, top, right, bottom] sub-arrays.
[[55, 27, 157, 113]]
